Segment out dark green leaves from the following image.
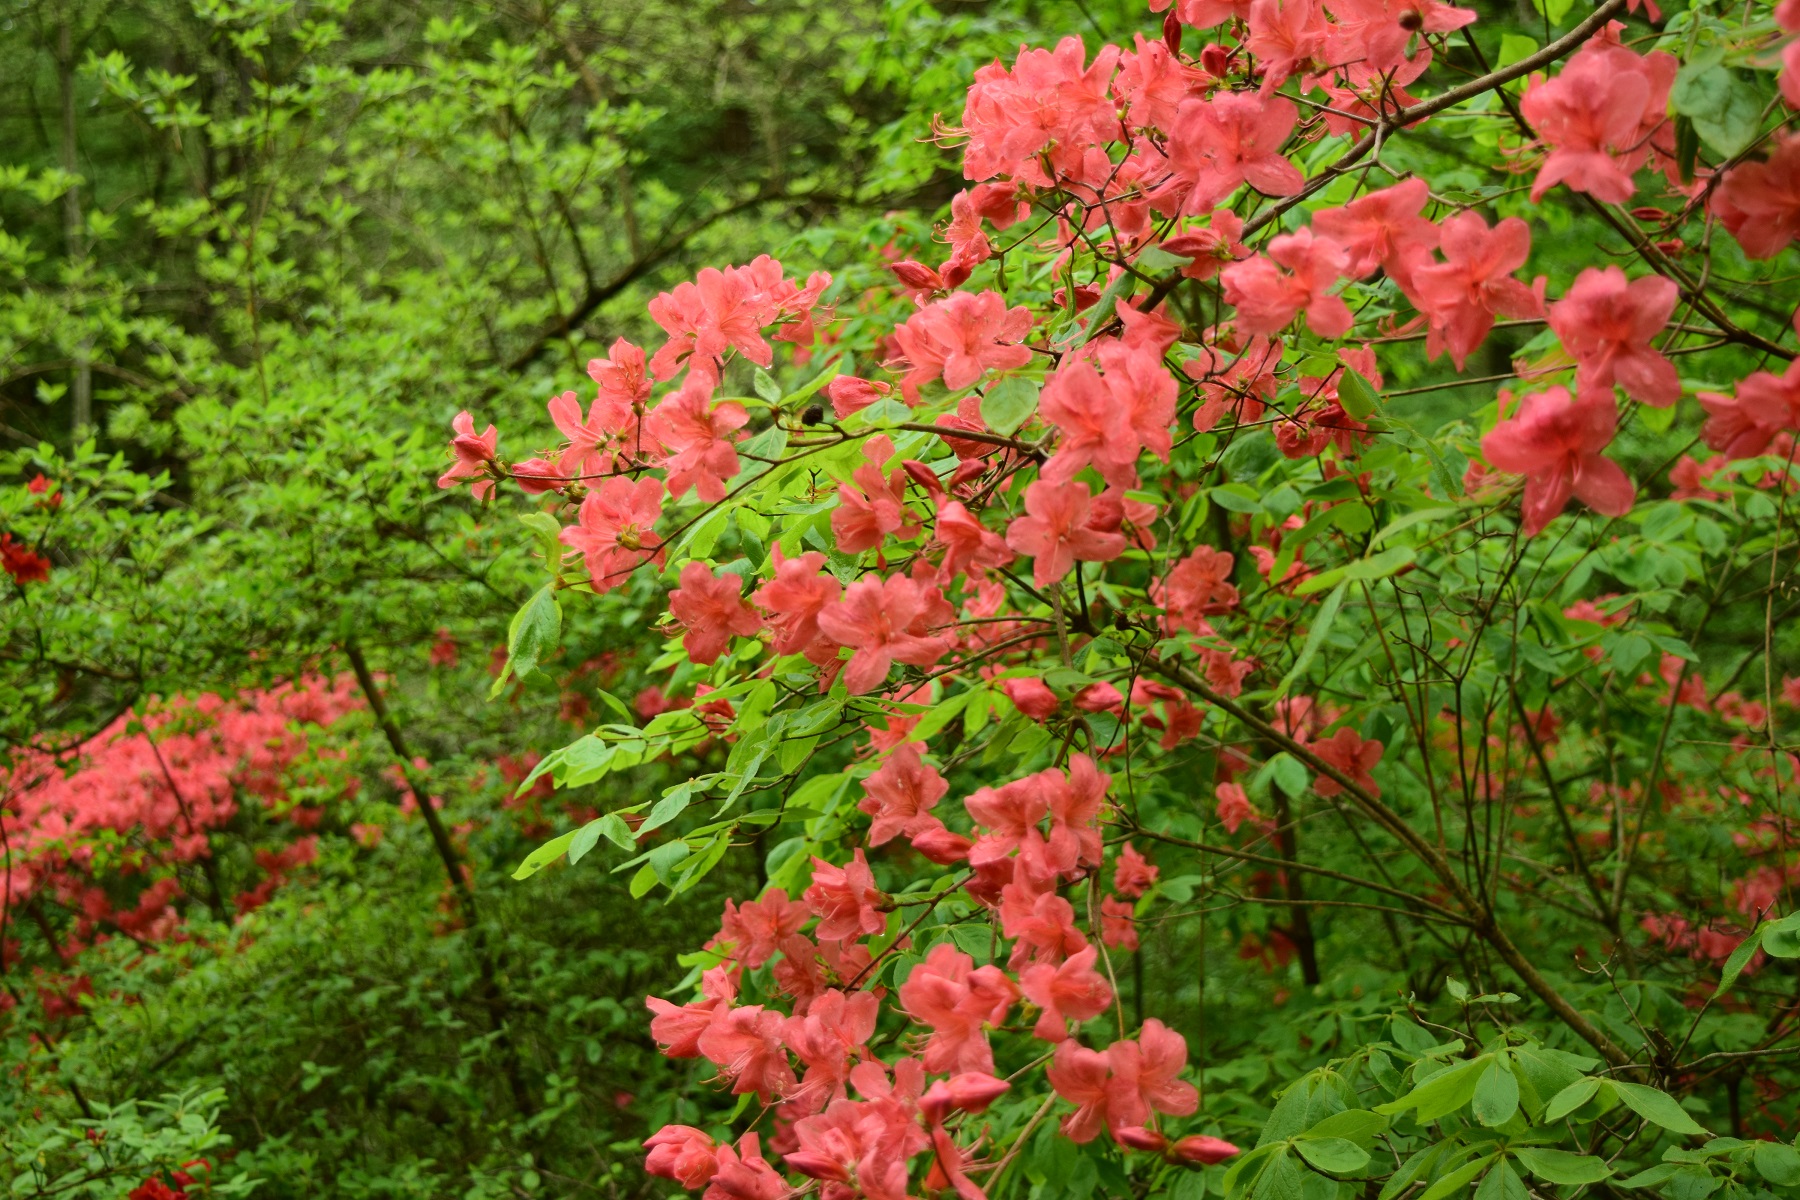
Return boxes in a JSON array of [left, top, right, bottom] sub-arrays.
[[1513, 1148, 1613, 1186], [1670, 57, 1764, 160]]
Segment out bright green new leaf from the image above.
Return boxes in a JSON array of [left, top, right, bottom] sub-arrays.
[[980, 375, 1039, 435], [1513, 1147, 1613, 1186], [1612, 1081, 1707, 1136]]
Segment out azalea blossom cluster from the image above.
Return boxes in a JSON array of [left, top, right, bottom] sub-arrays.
[[438, 0, 1800, 1186], [640, 763, 1237, 1196], [2, 678, 360, 956]]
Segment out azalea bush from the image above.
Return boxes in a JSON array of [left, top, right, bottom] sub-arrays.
[[445, 0, 1800, 1195]]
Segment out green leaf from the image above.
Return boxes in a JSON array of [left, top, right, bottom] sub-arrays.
[[1618, 1164, 1679, 1189], [1211, 483, 1262, 514], [1337, 369, 1379, 419], [1471, 1060, 1520, 1127], [1295, 546, 1415, 596], [647, 839, 691, 887], [1268, 752, 1309, 798], [1301, 1109, 1388, 1149], [1293, 1138, 1369, 1175], [980, 375, 1039, 435], [641, 787, 694, 834], [1474, 1158, 1527, 1200], [1419, 1154, 1494, 1200], [1377, 1057, 1487, 1122], [1612, 1081, 1707, 1137], [1670, 62, 1763, 160], [511, 828, 579, 880], [1762, 912, 1800, 958], [489, 582, 562, 698], [1714, 928, 1763, 997], [753, 370, 782, 403], [1277, 581, 1346, 696], [1752, 1141, 1800, 1186], [567, 818, 607, 866], [1544, 1077, 1600, 1120], [1251, 1150, 1306, 1200], [1513, 1148, 1613, 1186]]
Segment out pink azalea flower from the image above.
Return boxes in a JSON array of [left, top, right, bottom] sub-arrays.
[[646, 376, 748, 501], [1408, 211, 1544, 370], [933, 500, 1014, 581], [1038, 341, 1176, 490], [816, 573, 956, 694], [1020, 945, 1115, 1040], [752, 548, 841, 658], [832, 435, 920, 553], [696, 1003, 796, 1100], [706, 1133, 791, 1200], [644, 1126, 720, 1190], [1100, 894, 1140, 950], [1153, 545, 1239, 634], [719, 889, 810, 969], [1712, 135, 1800, 260], [437, 410, 499, 500], [1004, 480, 1127, 587], [1222, 229, 1353, 338], [892, 291, 1035, 403], [668, 561, 761, 665], [1481, 386, 1636, 535], [960, 36, 1121, 187], [803, 848, 887, 942], [1312, 178, 1440, 289], [858, 744, 949, 846], [1113, 843, 1159, 898], [1310, 726, 1385, 798], [1548, 266, 1681, 408], [559, 477, 664, 593], [1520, 32, 1677, 204], [1215, 782, 1258, 834], [1164, 92, 1305, 216], [1698, 362, 1800, 460]]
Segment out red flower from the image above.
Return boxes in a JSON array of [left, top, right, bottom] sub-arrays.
[[560, 477, 665, 593], [1481, 386, 1636, 535], [645, 1125, 721, 1189], [1312, 178, 1439, 289], [1310, 726, 1385, 798], [1020, 944, 1115, 1040], [751, 548, 840, 657], [1713, 134, 1800, 260], [1548, 266, 1680, 408], [803, 848, 886, 942], [892, 291, 1034, 403], [1698, 360, 1800, 460], [1113, 842, 1159, 898], [1164, 92, 1304, 216], [815, 574, 954, 695], [667, 562, 761, 665], [1221, 229, 1352, 338], [857, 743, 948, 847], [1005, 480, 1127, 587], [646, 376, 748, 502], [437, 410, 499, 500], [1409, 211, 1544, 370], [696, 1002, 797, 1100], [1, 533, 51, 586]]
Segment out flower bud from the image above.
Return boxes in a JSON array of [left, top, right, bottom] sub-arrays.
[[1171, 1135, 1241, 1165], [1114, 1126, 1169, 1152]]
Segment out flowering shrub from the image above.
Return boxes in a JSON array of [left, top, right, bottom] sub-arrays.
[[448, 0, 1800, 1194], [2, 679, 360, 1006]]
